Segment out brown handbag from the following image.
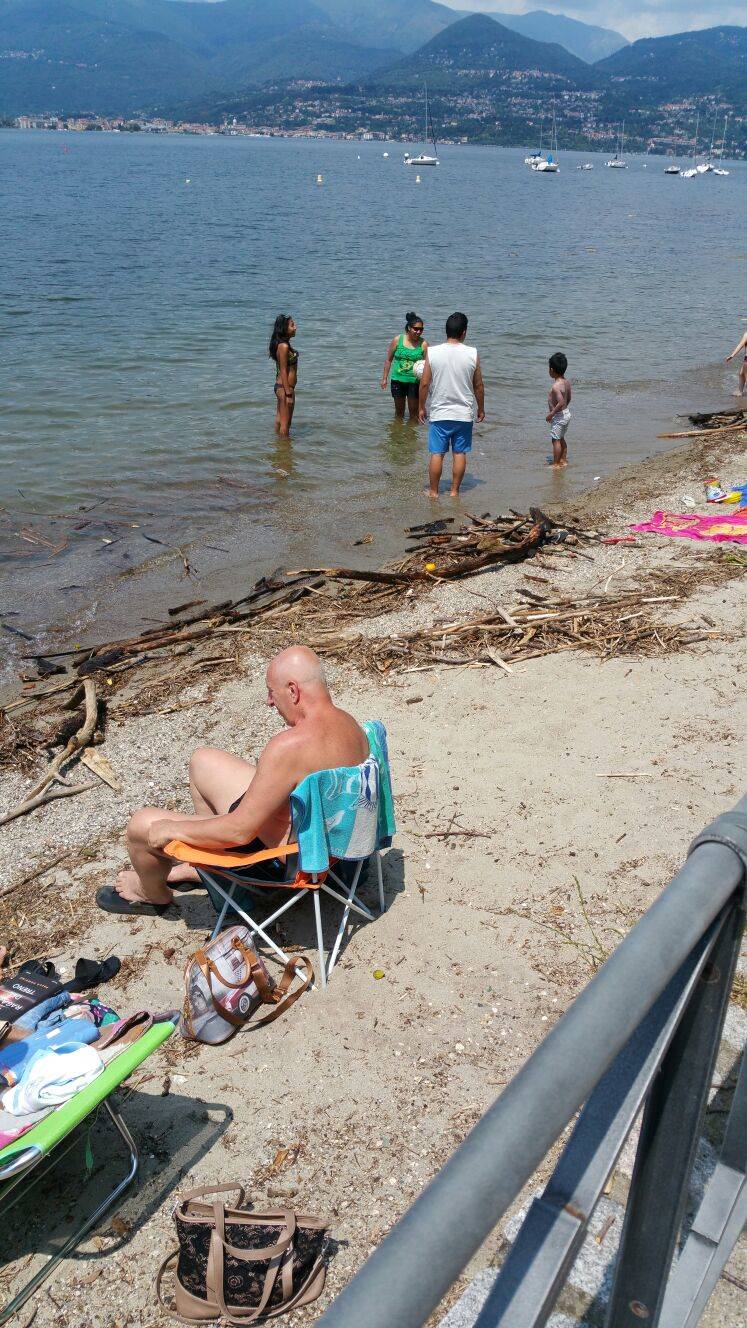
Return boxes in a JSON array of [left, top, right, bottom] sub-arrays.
[[156, 1185, 328, 1324], [180, 926, 313, 1045]]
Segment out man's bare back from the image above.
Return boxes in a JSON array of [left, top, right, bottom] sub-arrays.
[[98, 646, 369, 914], [245, 700, 368, 846]]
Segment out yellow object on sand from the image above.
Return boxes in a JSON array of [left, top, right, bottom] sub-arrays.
[[425, 562, 436, 572], [373, 969, 385, 980]]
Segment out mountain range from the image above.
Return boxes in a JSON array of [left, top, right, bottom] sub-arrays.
[[438, 4, 627, 63], [596, 24, 747, 103], [0, 0, 399, 113], [0, 0, 745, 126], [372, 13, 596, 91]]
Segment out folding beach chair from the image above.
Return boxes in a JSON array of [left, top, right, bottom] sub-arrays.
[[166, 721, 396, 988], [0, 1019, 174, 1323]]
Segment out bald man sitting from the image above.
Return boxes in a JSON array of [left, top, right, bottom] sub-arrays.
[[96, 646, 369, 916]]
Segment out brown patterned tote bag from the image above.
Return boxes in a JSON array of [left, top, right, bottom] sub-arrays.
[[157, 1185, 328, 1323]]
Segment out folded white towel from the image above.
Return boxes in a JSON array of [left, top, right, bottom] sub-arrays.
[[2, 1044, 104, 1115]]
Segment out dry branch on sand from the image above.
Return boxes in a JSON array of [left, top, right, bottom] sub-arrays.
[[0, 679, 100, 825], [301, 567, 726, 676]]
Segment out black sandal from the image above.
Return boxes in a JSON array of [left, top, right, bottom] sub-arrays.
[[62, 955, 122, 993], [96, 885, 173, 917]]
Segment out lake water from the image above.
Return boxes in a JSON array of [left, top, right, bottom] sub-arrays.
[[1, 129, 744, 671]]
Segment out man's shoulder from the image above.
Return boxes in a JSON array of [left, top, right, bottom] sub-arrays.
[[259, 727, 300, 767], [430, 341, 477, 360]]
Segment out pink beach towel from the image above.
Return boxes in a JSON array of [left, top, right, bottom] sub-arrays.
[[630, 510, 747, 544]]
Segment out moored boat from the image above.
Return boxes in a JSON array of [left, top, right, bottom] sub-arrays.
[[404, 83, 439, 167], [606, 122, 627, 168]]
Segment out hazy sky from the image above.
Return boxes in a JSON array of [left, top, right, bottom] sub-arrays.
[[440, 0, 744, 42]]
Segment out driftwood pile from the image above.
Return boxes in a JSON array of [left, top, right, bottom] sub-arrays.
[[659, 404, 747, 441], [303, 572, 721, 676], [288, 508, 560, 584], [6, 509, 565, 703]]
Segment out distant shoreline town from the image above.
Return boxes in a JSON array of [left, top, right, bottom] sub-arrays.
[[5, 114, 744, 159]]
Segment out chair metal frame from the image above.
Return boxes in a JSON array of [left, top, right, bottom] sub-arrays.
[[0, 1097, 138, 1325], [195, 845, 386, 989]]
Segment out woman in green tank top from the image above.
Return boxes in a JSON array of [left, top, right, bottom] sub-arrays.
[[380, 312, 427, 421]]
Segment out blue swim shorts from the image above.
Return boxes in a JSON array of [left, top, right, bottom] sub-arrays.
[[428, 420, 473, 455]]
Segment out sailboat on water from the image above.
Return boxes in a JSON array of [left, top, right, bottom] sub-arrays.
[[532, 107, 559, 172], [714, 114, 730, 176], [681, 111, 700, 178], [606, 121, 627, 168], [664, 118, 681, 173], [403, 83, 439, 167], [696, 110, 718, 173]]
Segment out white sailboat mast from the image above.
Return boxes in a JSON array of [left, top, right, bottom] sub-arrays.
[[707, 109, 717, 161]]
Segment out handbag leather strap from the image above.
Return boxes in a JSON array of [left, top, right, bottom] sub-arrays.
[[155, 1248, 180, 1314], [177, 1182, 247, 1209], [196, 950, 313, 1032], [212, 1201, 297, 1261], [195, 949, 267, 1028], [209, 1202, 296, 1323], [250, 955, 314, 1030]]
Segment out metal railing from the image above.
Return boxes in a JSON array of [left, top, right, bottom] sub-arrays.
[[317, 794, 747, 1328]]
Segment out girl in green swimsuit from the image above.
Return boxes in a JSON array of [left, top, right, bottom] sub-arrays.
[[269, 314, 299, 438], [380, 312, 427, 421]]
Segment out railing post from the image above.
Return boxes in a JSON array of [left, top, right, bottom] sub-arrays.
[[605, 890, 745, 1328]]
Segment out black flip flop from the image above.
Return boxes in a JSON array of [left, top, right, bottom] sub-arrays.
[[62, 955, 122, 993], [96, 886, 172, 917], [19, 959, 61, 981]]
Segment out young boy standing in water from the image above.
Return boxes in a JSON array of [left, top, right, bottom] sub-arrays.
[[546, 351, 571, 468]]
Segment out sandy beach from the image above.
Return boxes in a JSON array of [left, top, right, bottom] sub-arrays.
[[0, 426, 745, 1326]]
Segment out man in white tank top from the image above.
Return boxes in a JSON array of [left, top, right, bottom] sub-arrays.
[[418, 312, 485, 498]]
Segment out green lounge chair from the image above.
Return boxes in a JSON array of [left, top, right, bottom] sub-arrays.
[[0, 1019, 174, 1323]]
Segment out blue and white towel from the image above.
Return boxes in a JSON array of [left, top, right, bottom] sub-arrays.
[[289, 720, 396, 875]]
